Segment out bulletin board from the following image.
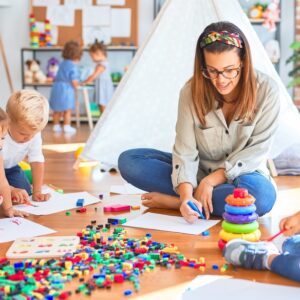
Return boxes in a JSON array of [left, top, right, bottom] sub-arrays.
[[29, 0, 138, 46]]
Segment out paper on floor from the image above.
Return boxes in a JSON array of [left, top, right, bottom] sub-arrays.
[[110, 183, 146, 195], [14, 186, 100, 215], [124, 213, 219, 235], [179, 276, 300, 300], [0, 217, 55, 243]]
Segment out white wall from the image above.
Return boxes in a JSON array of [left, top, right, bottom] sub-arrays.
[[0, 0, 154, 107], [0, 0, 29, 107]]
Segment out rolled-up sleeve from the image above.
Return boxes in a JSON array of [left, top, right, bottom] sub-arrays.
[[171, 86, 199, 192], [27, 133, 45, 164], [224, 83, 280, 181]]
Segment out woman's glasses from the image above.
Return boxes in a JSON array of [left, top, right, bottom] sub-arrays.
[[202, 64, 242, 80]]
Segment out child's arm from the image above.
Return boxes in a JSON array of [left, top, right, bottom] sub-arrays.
[[279, 211, 300, 236], [30, 162, 50, 202], [82, 65, 105, 85], [0, 156, 28, 217]]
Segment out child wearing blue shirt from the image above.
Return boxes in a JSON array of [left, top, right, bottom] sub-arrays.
[[49, 40, 82, 134], [82, 40, 114, 113]]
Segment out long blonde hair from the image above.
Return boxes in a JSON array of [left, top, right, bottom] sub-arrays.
[[191, 21, 256, 126]]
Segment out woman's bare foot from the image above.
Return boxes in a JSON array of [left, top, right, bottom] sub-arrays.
[[141, 192, 181, 210]]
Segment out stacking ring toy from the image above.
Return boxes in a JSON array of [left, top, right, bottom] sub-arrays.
[[218, 239, 227, 251], [225, 204, 256, 215], [221, 220, 259, 234], [219, 228, 261, 242], [225, 194, 255, 206], [223, 212, 258, 224]]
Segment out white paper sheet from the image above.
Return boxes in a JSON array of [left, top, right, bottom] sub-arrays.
[[96, 0, 125, 5], [110, 183, 146, 195], [82, 6, 111, 26], [180, 276, 300, 300], [83, 26, 111, 45], [124, 213, 219, 235], [14, 187, 101, 215], [47, 6, 75, 27], [0, 218, 55, 243], [33, 0, 60, 6], [111, 8, 131, 37], [64, 0, 92, 8]]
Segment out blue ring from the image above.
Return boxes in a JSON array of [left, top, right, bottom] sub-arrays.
[[224, 204, 256, 215]]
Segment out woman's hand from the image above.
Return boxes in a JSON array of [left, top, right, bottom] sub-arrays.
[[180, 198, 203, 224], [280, 211, 300, 236], [194, 178, 214, 219]]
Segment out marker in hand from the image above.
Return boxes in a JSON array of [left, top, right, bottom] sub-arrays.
[[187, 200, 205, 220]]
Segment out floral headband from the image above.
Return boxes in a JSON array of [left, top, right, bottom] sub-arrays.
[[200, 31, 243, 49]]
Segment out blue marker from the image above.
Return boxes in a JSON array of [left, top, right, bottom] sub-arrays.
[[187, 200, 205, 219]]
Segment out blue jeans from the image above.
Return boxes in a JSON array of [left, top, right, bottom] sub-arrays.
[[271, 235, 300, 282], [118, 148, 277, 217], [5, 165, 32, 195]]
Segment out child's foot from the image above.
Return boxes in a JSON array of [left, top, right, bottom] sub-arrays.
[[63, 125, 76, 134], [223, 239, 279, 270], [53, 124, 62, 133], [141, 192, 181, 210]]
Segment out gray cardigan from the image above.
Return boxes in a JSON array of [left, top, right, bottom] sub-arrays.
[[171, 70, 280, 192]]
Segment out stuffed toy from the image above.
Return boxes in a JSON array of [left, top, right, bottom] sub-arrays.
[[262, 0, 280, 32], [46, 57, 60, 81], [248, 4, 266, 19], [25, 59, 47, 83]]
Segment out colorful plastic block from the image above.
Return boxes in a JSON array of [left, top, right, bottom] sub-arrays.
[[103, 204, 131, 213], [76, 199, 84, 207]]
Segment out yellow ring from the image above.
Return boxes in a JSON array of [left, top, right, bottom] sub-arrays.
[[219, 229, 261, 242]]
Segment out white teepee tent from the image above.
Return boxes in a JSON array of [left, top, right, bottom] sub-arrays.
[[81, 0, 300, 166]]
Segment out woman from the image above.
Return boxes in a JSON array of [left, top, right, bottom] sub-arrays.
[[118, 21, 280, 223]]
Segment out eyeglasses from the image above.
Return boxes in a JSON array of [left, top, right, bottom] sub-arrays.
[[202, 64, 242, 80]]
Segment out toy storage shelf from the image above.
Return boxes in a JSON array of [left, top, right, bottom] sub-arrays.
[[21, 46, 137, 89]]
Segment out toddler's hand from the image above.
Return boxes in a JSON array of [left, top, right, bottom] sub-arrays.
[[280, 211, 300, 236], [11, 188, 30, 205], [3, 206, 29, 218], [180, 198, 203, 224], [32, 192, 51, 202]]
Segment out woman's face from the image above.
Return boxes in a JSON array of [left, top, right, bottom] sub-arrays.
[[203, 49, 242, 97]]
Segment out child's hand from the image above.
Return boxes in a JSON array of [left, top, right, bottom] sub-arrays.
[[32, 192, 51, 202], [180, 198, 203, 224], [279, 211, 300, 236], [3, 206, 29, 218], [11, 188, 30, 205]]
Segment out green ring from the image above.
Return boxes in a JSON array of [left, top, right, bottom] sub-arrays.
[[222, 220, 259, 234]]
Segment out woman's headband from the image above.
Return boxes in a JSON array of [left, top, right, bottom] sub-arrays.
[[200, 31, 243, 49]]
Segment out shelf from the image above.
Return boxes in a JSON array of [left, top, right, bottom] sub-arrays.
[[249, 18, 281, 24], [22, 46, 137, 52], [23, 82, 119, 87]]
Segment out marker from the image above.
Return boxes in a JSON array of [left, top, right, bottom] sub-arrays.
[[266, 229, 286, 242], [187, 200, 205, 219]]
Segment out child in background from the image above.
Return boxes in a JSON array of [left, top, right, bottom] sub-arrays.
[[224, 211, 300, 282], [0, 108, 28, 217], [49, 40, 82, 134], [82, 40, 114, 113], [4, 90, 50, 203]]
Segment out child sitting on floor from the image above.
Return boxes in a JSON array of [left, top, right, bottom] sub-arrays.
[[224, 211, 300, 282], [4, 90, 51, 203], [82, 40, 114, 113], [0, 108, 28, 217]]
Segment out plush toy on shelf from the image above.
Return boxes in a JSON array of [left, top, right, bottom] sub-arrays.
[[25, 59, 47, 84], [262, 0, 280, 32], [46, 57, 60, 82], [248, 3, 267, 19]]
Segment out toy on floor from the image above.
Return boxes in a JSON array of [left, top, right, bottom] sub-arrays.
[[218, 188, 260, 250], [19, 161, 32, 184], [6, 236, 80, 259], [25, 59, 47, 84], [74, 145, 84, 159], [0, 221, 208, 298], [103, 204, 131, 213]]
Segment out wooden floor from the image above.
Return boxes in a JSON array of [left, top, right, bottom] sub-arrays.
[[1, 124, 300, 299]]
